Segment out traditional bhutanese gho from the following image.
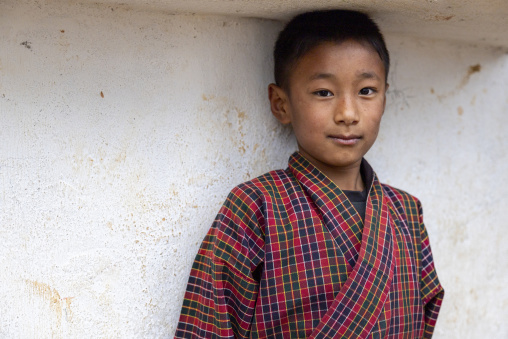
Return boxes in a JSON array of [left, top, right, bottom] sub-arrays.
[[176, 152, 444, 339]]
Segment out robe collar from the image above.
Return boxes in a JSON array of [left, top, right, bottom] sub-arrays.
[[287, 152, 373, 270], [288, 151, 396, 338]]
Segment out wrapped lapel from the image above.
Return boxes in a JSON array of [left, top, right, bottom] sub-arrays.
[[290, 155, 396, 338]]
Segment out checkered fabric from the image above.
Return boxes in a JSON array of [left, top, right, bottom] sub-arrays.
[[176, 152, 444, 338]]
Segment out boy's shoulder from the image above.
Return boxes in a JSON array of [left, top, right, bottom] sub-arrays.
[[381, 183, 420, 205], [230, 168, 293, 199], [380, 182, 424, 225], [218, 168, 295, 224]]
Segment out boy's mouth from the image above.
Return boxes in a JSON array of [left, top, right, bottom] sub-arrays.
[[328, 134, 361, 145]]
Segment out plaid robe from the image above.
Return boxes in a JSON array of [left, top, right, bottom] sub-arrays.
[[176, 152, 444, 338]]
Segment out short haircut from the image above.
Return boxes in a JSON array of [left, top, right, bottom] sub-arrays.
[[273, 10, 390, 91]]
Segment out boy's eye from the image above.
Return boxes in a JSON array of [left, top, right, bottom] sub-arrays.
[[359, 88, 376, 95], [314, 90, 333, 97]]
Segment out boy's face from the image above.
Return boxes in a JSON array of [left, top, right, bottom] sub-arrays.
[[269, 40, 387, 176]]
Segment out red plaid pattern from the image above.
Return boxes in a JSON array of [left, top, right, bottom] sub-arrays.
[[176, 152, 444, 338]]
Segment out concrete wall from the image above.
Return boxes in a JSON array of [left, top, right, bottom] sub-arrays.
[[1, 1, 506, 338]]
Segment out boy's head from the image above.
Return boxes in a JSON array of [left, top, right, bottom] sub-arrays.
[[274, 10, 390, 91], [268, 10, 390, 186]]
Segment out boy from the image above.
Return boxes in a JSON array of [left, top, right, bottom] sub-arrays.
[[176, 10, 444, 339]]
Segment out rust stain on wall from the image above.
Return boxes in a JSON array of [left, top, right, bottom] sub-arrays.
[[25, 279, 63, 328], [459, 64, 481, 88], [235, 108, 247, 154], [62, 297, 74, 321], [434, 15, 454, 21], [468, 64, 481, 74], [437, 64, 482, 100]]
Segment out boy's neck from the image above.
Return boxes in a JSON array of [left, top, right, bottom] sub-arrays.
[[302, 154, 365, 191], [325, 165, 365, 191], [296, 150, 366, 191]]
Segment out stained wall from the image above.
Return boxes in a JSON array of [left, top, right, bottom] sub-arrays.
[[0, 1, 506, 337]]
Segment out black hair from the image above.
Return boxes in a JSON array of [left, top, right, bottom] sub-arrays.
[[273, 10, 390, 90]]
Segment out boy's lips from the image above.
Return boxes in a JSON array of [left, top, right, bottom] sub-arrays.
[[328, 134, 361, 145]]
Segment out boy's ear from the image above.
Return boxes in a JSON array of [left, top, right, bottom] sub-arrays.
[[268, 83, 291, 125]]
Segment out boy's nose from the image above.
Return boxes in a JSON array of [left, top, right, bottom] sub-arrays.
[[334, 96, 359, 125]]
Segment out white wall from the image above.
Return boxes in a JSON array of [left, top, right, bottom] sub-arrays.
[[1, 1, 506, 338], [374, 36, 508, 338]]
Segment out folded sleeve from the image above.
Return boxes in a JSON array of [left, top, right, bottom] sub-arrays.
[[176, 185, 265, 339], [417, 200, 445, 339]]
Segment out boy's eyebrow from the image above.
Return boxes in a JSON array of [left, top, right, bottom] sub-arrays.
[[308, 72, 335, 81], [308, 71, 382, 81], [357, 71, 381, 80]]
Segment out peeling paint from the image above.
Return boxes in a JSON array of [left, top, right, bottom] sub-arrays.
[[20, 41, 32, 49]]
